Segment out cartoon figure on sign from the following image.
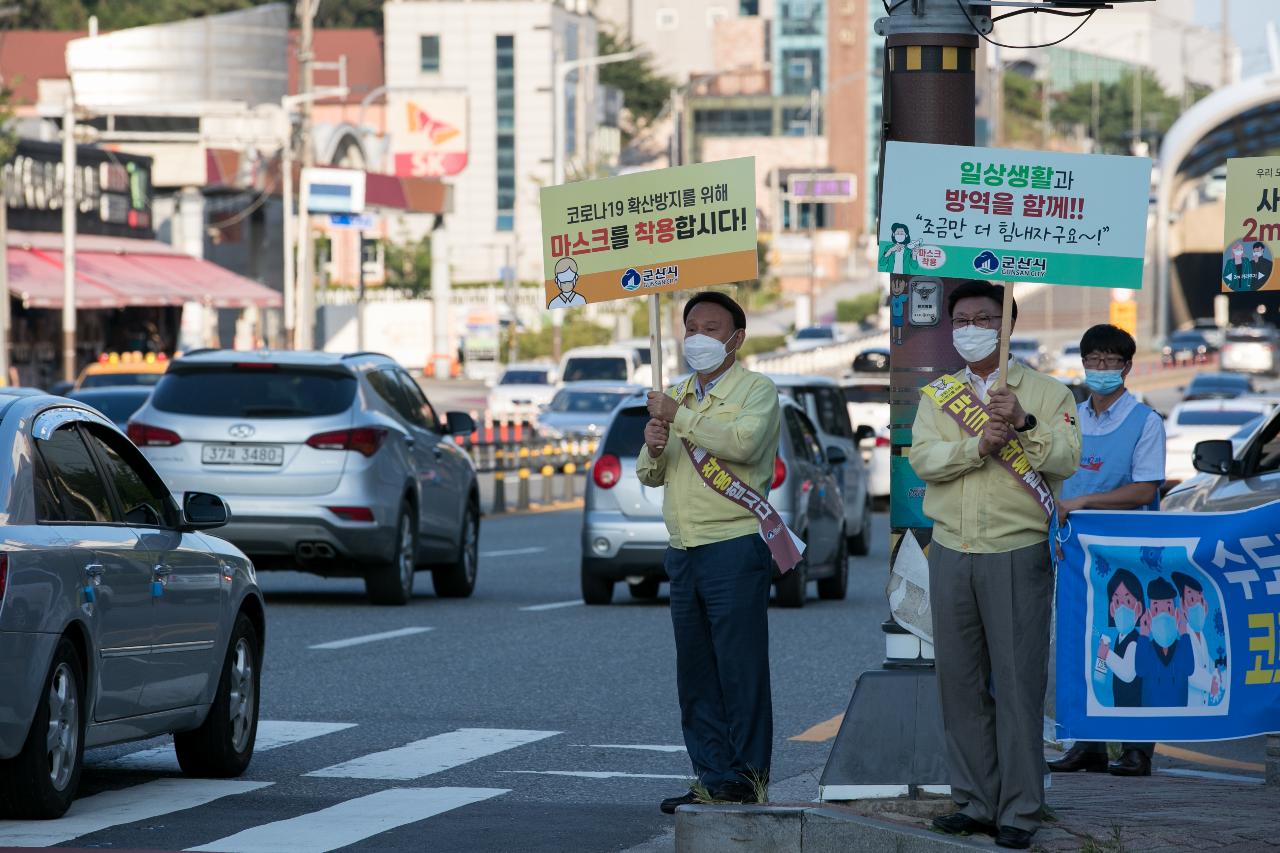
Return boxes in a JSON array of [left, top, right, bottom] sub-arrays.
[[1173, 572, 1225, 707], [1135, 576, 1194, 707], [1222, 241, 1256, 292], [549, 257, 588, 308], [1093, 568, 1146, 708], [889, 279, 909, 345], [1252, 242, 1273, 289], [882, 222, 921, 275]]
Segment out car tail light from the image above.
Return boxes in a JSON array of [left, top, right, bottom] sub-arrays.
[[127, 422, 182, 447], [306, 428, 387, 457], [772, 456, 787, 490], [875, 435, 890, 447], [593, 453, 622, 489], [327, 506, 375, 522], [0, 554, 7, 602]]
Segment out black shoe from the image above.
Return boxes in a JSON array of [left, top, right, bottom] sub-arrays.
[[932, 812, 996, 836], [995, 826, 1035, 849], [1047, 743, 1109, 773], [713, 781, 760, 804], [660, 790, 700, 814], [1109, 748, 1152, 777]]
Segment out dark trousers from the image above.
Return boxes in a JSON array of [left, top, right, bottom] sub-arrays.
[[665, 533, 773, 791]]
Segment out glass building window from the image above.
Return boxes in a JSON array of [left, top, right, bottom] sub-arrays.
[[782, 49, 821, 95], [496, 35, 515, 231], [420, 35, 440, 73], [780, 0, 822, 36], [692, 107, 773, 137]]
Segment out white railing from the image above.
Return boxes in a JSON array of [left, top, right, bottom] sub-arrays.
[[745, 329, 890, 376]]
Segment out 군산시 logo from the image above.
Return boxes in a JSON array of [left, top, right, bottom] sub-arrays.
[[621, 268, 641, 291], [973, 250, 1000, 275]]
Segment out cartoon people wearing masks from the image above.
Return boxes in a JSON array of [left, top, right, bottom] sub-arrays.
[[1135, 576, 1194, 707], [1222, 241, 1255, 292], [1173, 572, 1222, 707], [883, 222, 922, 276], [890, 279, 909, 345], [549, 257, 588, 308], [1252, 242, 1273, 289]]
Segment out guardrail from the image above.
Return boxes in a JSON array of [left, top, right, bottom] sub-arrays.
[[744, 329, 890, 376], [453, 416, 599, 513]]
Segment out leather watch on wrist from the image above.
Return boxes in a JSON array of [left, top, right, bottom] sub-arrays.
[[1015, 413, 1037, 433]]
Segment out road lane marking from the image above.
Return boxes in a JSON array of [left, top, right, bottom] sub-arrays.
[[590, 744, 687, 753], [307, 728, 560, 780], [481, 547, 546, 558], [789, 713, 844, 742], [1158, 768, 1263, 784], [1154, 743, 1266, 772], [93, 721, 357, 773], [309, 627, 433, 650], [501, 771, 689, 780], [0, 779, 270, 847], [519, 600, 584, 612], [187, 787, 508, 853]]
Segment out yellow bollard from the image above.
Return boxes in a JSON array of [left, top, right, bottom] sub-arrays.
[[540, 464, 554, 504], [562, 462, 576, 502], [492, 469, 506, 514], [517, 467, 531, 510]]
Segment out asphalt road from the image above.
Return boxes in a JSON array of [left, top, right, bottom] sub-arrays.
[[1, 507, 890, 852]]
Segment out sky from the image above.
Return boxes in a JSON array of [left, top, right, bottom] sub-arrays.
[[1196, 0, 1275, 78]]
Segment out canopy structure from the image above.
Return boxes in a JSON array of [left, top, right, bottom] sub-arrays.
[[6, 231, 282, 310], [1155, 71, 1280, 339]]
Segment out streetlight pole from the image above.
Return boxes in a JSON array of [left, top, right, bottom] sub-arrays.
[[807, 85, 820, 327], [62, 94, 77, 383]]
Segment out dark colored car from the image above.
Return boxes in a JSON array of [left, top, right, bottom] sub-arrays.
[[850, 348, 889, 374], [1182, 372, 1255, 402], [1162, 330, 1216, 367], [67, 387, 154, 430]]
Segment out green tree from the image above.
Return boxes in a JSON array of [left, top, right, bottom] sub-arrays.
[[1053, 69, 1190, 154], [382, 235, 431, 295], [0, 79, 15, 164], [11, 0, 384, 29], [1001, 71, 1044, 146], [597, 28, 675, 140]]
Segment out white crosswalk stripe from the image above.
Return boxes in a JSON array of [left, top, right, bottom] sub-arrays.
[[306, 727, 560, 780], [90, 720, 357, 773], [187, 787, 508, 853], [0, 779, 270, 847]]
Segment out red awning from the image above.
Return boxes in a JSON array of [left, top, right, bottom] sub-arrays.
[[6, 232, 282, 310]]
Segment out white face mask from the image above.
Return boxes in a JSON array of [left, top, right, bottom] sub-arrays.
[[952, 326, 999, 363], [685, 333, 736, 372], [555, 270, 577, 293]]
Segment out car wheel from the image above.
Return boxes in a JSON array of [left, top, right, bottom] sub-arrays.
[[0, 638, 85, 818], [628, 578, 661, 600], [433, 501, 479, 598], [366, 503, 416, 605], [175, 613, 260, 778], [774, 550, 808, 608], [848, 498, 873, 556], [818, 533, 849, 601], [581, 561, 614, 605]]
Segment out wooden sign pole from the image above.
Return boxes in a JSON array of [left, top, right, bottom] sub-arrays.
[[995, 282, 1015, 390], [648, 293, 664, 391]]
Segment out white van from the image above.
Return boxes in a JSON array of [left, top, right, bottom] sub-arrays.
[[558, 346, 644, 385]]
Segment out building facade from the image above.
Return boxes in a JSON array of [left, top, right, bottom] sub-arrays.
[[383, 0, 601, 283]]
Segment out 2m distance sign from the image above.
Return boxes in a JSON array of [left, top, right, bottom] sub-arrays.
[[1223, 157, 1280, 293]]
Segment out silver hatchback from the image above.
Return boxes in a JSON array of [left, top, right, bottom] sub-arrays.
[[128, 350, 480, 605], [0, 394, 262, 818], [581, 394, 848, 607]]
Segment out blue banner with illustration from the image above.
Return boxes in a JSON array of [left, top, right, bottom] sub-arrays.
[[1056, 504, 1280, 742]]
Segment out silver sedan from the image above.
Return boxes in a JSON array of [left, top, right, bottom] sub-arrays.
[[0, 395, 264, 819]]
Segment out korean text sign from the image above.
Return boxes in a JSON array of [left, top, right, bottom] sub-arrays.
[[1056, 505, 1280, 742], [539, 158, 758, 310], [1222, 156, 1280, 293], [878, 142, 1151, 289]]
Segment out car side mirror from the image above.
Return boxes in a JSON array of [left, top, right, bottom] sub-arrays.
[[855, 424, 876, 445], [183, 492, 229, 531], [1192, 439, 1236, 476], [445, 410, 476, 435], [825, 445, 849, 466]]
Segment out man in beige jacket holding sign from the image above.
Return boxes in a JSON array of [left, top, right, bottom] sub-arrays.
[[637, 291, 790, 815], [909, 280, 1081, 850]]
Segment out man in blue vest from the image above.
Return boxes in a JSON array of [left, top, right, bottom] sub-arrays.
[[1048, 324, 1165, 778]]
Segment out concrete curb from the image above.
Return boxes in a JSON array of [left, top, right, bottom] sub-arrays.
[[675, 804, 986, 853]]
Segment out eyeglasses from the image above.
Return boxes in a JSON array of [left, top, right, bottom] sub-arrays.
[[951, 315, 999, 330], [1082, 355, 1128, 369]]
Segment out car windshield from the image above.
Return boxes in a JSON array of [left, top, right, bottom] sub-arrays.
[[1176, 409, 1265, 426], [79, 372, 164, 389], [1061, 345, 1080, 356], [151, 367, 357, 418], [548, 390, 629, 414], [634, 347, 652, 365], [1189, 376, 1248, 392], [603, 407, 648, 457], [844, 384, 890, 404], [69, 392, 149, 423], [500, 370, 550, 385], [562, 357, 628, 382], [1009, 341, 1038, 352], [1170, 333, 1205, 344], [796, 327, 833, 339], [1227, 332, 1274, 343], [1231, 417, 1266, 439]]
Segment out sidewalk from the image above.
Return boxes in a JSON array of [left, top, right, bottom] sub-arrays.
[[676, 757, 1275, 853]]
